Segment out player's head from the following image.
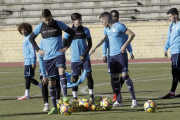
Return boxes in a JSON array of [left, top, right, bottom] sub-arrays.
[[110, 10, 119, 22], [167, 8, 179, 23], [71, 13, 82, 27], [18, 22, 32, 36], [42, 9, 52, 26], [99, 12, 111, 28]]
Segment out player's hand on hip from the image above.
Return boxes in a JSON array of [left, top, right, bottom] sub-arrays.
[[38, 50, 46, 56], [164, 51, 168, 57], [32, 64, 36, 69], [89, 48, 96, 56], [120, 45, 126, 53], [80, 56, 85, 61], [59, 47, 68, 53], [130, 54, 134, 59], [103, 57, 107, 63], [168, 56, 171, 60], [42, 77, 48, 85]]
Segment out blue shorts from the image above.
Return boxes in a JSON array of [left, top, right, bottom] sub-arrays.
[[24, 65, 35, 77], [71, 59, 92, 75], [171, 53, 180, 69], [108, 53, 128, 75], [44, 55, 66, 78]]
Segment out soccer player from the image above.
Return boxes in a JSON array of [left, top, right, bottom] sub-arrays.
[[90, 12, 137, 107], [17, 23, 42, 100], [63, 13, 94, 100], [102, 10, 135, 102], [163, 8, 180, 99], [29, 9, 75, 114]]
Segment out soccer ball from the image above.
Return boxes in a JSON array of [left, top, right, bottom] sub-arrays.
[[144, 100, 157, 113], [79, 98, 89, 111], [100, 98, 113, 110], [60, 103, 73, 115], [57, 100, 63, 110], [69, 99, 79, 112], [93, 96, 102, 102], [89, 100, 101, 111], [74, 99, 79, 109]]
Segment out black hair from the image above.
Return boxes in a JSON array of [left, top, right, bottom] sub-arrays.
[[110, 10, 119, 17], [42, 9, 52, 17], [71, 13, 82, 21], [167, 8, 179, 17]]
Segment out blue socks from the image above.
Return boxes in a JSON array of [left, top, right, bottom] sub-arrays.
[[49, 85, 57, 108], [113, 77, 121, 103], [60, 74, 67, 96], [122, 75, 136, 100]]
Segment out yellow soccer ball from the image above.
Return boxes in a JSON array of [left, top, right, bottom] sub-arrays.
[[89, 100, 101, 111], [100, 98, 113, 110], [57, 100, 63, 110], [79, 98, 89, 111], [60, 103, 73, 115], [144, 100, 157, 113]]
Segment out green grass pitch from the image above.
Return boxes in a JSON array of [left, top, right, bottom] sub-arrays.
[[0, 63, 180, 120]]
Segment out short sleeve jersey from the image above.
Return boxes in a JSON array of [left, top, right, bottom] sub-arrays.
[[64, 26, 91, 62], [104, 22, 127, 56], [32, 19, 68, 60]]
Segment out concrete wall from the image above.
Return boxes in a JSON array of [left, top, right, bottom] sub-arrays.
[[0, 21, 170, 63]]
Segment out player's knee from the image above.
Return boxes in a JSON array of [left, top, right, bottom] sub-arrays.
[[87, 72, 93, 81], [112, 74, 119, 78], [48, 77, 56, 86], [122, 75, 130, 82], [58, 66, 65, 75], [73, 75, 78, 83], [172, 68, 179, 76]]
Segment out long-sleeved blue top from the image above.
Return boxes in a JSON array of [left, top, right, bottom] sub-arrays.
[[164, 22, 180, 55], [23, 34, 36, 65]]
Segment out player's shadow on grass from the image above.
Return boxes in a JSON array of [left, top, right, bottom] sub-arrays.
[[157, 105, 180, 110], [123, 97, 164, 102], [1, 112, 47, 118], [112, 108, 144, 113], [0, 98, 18, 101]]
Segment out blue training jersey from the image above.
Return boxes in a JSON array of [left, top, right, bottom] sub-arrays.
[[64, 26, 91, 62], [104, 22, 128, 56], [164, 22, 180, 55], [23, 34, 36, 65], [38, 39, 88, 87], [38, 41, 46, 77], [32, 19, 68, 60], [102, 35, 133, 57]]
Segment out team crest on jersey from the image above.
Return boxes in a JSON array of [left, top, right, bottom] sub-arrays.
[[176, 26, 179, 30], [112, 28, 116, 32]]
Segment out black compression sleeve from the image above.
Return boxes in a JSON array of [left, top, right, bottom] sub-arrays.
[[81, 37, 92, 58], [64, 27, 75, 48], [29, 32, 40, 52], [63, 38, 68, 47]]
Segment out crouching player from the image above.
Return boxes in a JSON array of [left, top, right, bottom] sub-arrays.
[[17, 22, 42, 100]]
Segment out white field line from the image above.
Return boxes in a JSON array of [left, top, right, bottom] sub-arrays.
[[79, 77, 172, 95], [0, 67, 171, 74]]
